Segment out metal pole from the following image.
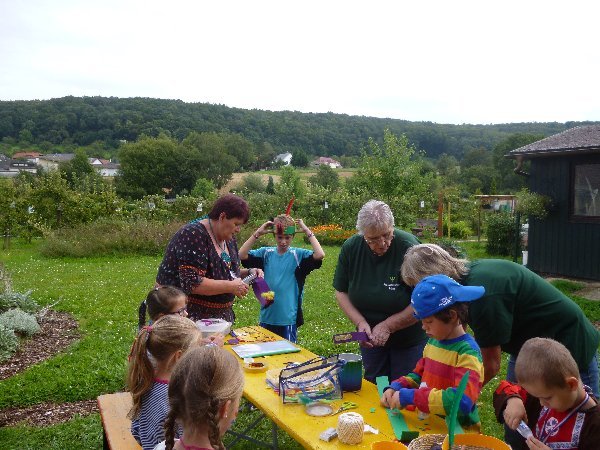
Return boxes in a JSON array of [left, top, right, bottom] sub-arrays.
[[513, 212, 521, 263]]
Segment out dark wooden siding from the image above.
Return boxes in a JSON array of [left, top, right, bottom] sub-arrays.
[[528, 154, 600, 280]]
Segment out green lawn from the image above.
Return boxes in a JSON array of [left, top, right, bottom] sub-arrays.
[[0, 239, 598, 449]]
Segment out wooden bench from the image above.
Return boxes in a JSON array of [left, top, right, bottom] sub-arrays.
[[411, 218, 438, 237], [97, 392, 141, 450]]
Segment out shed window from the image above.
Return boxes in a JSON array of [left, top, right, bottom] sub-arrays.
[[572, 163, 600, 217]]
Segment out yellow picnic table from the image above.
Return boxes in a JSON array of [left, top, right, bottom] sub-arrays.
[[225, 326, 450, 449]]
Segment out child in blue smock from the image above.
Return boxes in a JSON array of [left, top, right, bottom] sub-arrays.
[[239, 215, 325, 342]]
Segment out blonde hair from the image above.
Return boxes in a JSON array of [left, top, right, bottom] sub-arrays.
[[164, 346, 244, 450], [273, 213, 295, 235], [401, 243, 469, 286], [515, 337, 580, 389], [356, 200, 394, 235], [127, 315, 201, 419]]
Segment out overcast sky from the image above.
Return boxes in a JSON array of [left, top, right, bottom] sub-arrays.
[[1, 0, 599, 125]]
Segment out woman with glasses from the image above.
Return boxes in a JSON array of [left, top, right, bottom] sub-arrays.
[[401, 243, 600, 450], [155, 194, 262, 324], [333, 200, 427, 382]]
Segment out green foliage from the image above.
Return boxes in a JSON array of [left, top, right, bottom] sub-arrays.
[[442, 220, 473, 239], [39, 219, 183, 257], [237, 173, 266, 194], [266, 176, 275, 194], [486, 212, 518, 256], [308, 164, 341, 191], [515, 188, 551, 219], [291, 148, 309, 167], [59, 149, 97, 187], [275, 165, 306, 200], [349, 129, 434, 227], [492, 133, 542, 192], [0, 96, 590, 165], [0, 291, 39, 314], [191, 177, 217, 201], [0, 309, 40, 336], [116, 135, 182, 198], [0, 324, 18, 363]]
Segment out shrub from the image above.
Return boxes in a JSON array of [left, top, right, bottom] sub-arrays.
[[40, 218, 184, 257], [305, 224, 355, 246], [0, 290, 39, 314], [442, 220, 473, 239], [0, 308, 41, 336], [0, 323, 18, 363], [486, 212, 518, 256]]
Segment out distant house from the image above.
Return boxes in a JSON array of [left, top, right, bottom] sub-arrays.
[[88, 157, 120, 177], [12, 151, 42, 163], [274, 152, 292, 166], [37, 153, 75, 171], [0, 159, 37, 177], [312, 156, 342, 169], [508, 125, 600, 280]]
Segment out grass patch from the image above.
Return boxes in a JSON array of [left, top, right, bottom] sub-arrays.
[[1, 237, 598, 449]]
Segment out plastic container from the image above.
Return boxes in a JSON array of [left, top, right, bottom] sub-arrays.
[[441, 433, 511, 449], [371, 441, 408, 450], [196, 318, 231, 338]]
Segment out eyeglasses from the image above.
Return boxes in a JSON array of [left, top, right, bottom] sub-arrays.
[[363, 229, 394, 245], [166, 306, 188, 317]]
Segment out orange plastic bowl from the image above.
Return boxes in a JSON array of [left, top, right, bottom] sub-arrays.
[[442, 433, 510, 450], [371, 441, 409, 450]]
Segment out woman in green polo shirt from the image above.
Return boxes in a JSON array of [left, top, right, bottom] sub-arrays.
[[401, 243, 600, 450], [333, 200, 427, 383]]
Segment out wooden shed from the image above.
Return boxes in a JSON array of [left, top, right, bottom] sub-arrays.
[[508, 125, 600, 280]]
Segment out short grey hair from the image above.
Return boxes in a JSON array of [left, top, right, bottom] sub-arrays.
[[356, 200, 394, 235], [401, 243, 469, 287]]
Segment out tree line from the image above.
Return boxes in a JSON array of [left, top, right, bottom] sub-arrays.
[[1, 96, 597, 162]]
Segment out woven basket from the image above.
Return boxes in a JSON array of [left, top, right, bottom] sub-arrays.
[[407, 434, 445, 450]]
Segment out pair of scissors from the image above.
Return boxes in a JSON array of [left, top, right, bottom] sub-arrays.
[[332, 401, 358, 415]]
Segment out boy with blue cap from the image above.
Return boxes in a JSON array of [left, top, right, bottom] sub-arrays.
[[380, 274, 486, 431]]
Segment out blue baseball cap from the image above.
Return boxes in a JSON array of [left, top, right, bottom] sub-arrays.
[[411, 274, 485, 320]]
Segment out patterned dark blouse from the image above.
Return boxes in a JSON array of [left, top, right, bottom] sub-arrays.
[[155, 221, 241, 323]]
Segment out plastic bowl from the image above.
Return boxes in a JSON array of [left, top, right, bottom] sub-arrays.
[[442, 433, 511, 449], [371, 441, 409, 450], [243, 361, 269, 373]]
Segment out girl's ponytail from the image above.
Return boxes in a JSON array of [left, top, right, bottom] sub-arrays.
[[138, 299, 147, 330]]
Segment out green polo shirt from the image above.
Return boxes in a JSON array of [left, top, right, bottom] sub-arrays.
[[333, 229, 425, 348], [464, 259, 600, 370]]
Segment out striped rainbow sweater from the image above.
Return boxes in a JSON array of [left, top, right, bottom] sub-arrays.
[[388, 333, 484, 428]]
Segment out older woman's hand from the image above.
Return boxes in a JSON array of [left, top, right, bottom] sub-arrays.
[[231, 278, 249, 298], [371, 322, 392, 347], [356, 320, 374, 348]]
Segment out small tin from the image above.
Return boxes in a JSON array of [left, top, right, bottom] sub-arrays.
[[305, 402, 334, 417]]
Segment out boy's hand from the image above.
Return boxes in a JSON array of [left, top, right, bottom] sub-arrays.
[[503, 397, 527, 429], [295, 218, 309, 233], [525, 436, 550, 450], [381, 389, 401, 409], [256, 221, 274, 237]]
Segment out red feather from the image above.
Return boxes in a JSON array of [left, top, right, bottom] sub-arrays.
[[285, 195, 295, 215]]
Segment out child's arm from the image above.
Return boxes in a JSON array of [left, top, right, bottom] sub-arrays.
[[493, 380, 529, 427], [239, 221, 273, 260], [296, 219, 325, 260], [410, 351, 482, 416]]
